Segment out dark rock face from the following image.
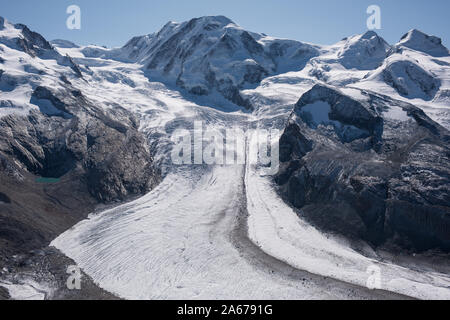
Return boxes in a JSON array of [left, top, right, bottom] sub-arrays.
[[0, 286, 9, 300], [0, 154, 97, 258], [0, 192, 11, 204], [0, 84, 159, 203], [83, 128, 158, 202], [296, 84, 383, 137], [0, 85, 160, 262], [0, 247, 121, 300], [276, 84, 450, 252], [240, 31, 264, 55], [14, 23, 53, 57]]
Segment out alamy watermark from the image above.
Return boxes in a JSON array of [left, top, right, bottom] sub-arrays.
[[66, 265, 81, 290], [65, 5, 380, 32], [66, 5, 81, 30], [170, 121, 280, 176], [367, 5, 381, 30], [366, 265, 382, 290]]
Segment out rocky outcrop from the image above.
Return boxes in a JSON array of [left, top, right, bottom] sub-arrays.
[[1, 84, 159, 202], [0, 286, 9, 300], [0, 247, 121, 300], [0, 85, 160, 263], [276, 84, 450, 252], [13, 23, 54, 57]]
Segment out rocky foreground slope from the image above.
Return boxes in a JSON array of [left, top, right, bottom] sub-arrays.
[[276, 84, 450, 252]]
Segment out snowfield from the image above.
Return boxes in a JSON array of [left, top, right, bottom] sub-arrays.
[[54, 165, 349, 300]]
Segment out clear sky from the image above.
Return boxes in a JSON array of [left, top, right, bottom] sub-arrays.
[[2, 0, 450, 48]]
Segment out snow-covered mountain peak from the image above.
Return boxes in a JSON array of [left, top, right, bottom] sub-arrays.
[[396, 29, 449, 57], [338, 30, 389, 51], [153, 15, 238, 40], [191, 15, 236, 28], [111, 15, 320, 108], [113, 16, 242, 64], [51, 39, 79, 49], [360, 30, 380, 39], [0, 17, 55, 58], [335, 30, 390, 70], [0, 17, 19, 37], [0, 19, 84, 112]]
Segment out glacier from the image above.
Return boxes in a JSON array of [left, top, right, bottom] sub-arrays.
[[0, 15, 449, 299]]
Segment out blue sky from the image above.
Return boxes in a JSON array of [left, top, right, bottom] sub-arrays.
[[2, 0, 450, 48]]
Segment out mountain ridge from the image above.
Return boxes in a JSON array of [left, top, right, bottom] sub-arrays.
[[43, 15, 450, 110]]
